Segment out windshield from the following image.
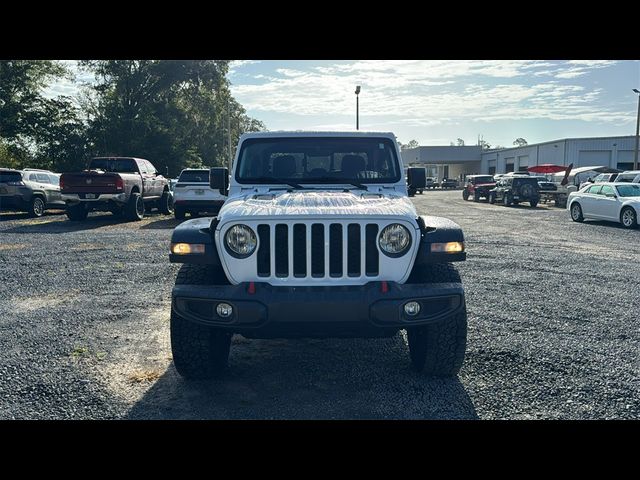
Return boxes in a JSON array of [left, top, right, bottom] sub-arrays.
[[89, 158, 139, 173], [616, 184, 640, 197], [236, 137, 401, 184], [178, 170, 209, 183], [473, 176, 494, 183]]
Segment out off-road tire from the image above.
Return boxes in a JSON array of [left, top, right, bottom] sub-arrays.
[[171, 264, 232, 380], [28, 196, 45, 218], [620, 206, 638, 229], [570, 202, 584, 222], [473, 192, 480, 202], [503, 194, 512, 207], [462, 190, 470, 201], [530, 199, 538, 208], [489, 192, 496, 204], [126, 192, 145, 221], [159, 190, 173, 215], [66, 203, 88, 221], [405, 263, 467, 376]]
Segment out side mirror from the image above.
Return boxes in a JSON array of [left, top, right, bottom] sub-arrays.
[[210, 167, 229, 195]]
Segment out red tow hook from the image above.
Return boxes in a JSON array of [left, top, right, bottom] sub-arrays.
[[380, 281, 389, 293], [247, 282, 256, 295]]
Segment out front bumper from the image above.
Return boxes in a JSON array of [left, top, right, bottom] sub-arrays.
[[61, 193, 126, 204], [172, 281, 465, 338]]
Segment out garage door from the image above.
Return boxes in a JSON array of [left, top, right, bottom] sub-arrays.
[[578, 150, 611, 167], [505, 157, 515, 173], [517, 155, 529, 172]]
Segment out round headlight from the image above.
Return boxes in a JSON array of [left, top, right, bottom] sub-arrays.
[[224, 224, 257, 257], [379, 223, 411, 256]]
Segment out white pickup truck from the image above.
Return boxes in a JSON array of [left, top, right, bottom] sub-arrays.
[[168, 131, 468, 379]]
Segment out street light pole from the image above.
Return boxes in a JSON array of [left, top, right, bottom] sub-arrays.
[[355, 85, 361, 130], [633, 89, 640, 171]]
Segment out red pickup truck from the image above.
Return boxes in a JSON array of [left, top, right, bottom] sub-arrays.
[[60, 157, 173, 221]]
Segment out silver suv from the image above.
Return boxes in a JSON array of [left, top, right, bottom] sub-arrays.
[[0, 168, 66, 217]]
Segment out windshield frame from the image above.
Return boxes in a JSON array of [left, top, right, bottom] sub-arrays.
[[234, 136, 402, 186]]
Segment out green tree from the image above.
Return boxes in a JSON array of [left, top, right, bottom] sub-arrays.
[[400, 139, 419, 149], [79, 60, 265, 177], [513, 137, 528, 147]]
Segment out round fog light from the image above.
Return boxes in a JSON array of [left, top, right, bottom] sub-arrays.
[[216, 303, 233, 318], [404, 301, 421, 316]]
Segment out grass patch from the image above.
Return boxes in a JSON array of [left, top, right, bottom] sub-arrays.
[[71, 346, 89, 358], [127, 369, 162, 384]]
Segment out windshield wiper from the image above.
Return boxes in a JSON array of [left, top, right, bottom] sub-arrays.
[[306, 176, 369, 191], [251, 177, 306, 190]]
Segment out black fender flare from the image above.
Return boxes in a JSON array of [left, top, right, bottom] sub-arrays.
[[169, 217, 222, 265], [412, 215, 466, 268]]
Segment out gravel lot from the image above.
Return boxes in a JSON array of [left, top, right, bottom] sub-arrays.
[[0, 191, 638, 419]]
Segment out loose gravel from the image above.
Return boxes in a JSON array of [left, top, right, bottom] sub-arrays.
[[0, 191, 638, 419]]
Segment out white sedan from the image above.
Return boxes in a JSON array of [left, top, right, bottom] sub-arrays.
[[568, 182, 640, 229]]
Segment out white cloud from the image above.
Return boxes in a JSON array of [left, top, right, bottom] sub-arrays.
[[230, 60, 633, 126]]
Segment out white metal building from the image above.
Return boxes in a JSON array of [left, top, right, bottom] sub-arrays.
[[479, 135, 638, 175], [401, 145, 483, 181]]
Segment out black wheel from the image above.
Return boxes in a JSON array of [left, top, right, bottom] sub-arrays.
[[159, 190, 174, 215], [174, 206, 185, 220], [620, 207, 638, 229], [66, 203, 88, 221], [408, 188, 416, 197], [530, 199, 538, 208], [503, 194, 512, 207], [520, 183, 534, 198], [126, 192, 145, 221], [489, 192, 496, 204], [462, 190, 469, 201], [570, 202, 584, 222], [473, 192, 479, 202], [171, 264, 232, 380], [28, 196, 45, 218], [555, 197, 567, 208], [406, 263, 467, 376]]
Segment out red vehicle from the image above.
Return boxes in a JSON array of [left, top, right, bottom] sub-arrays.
[[462, 175, 496, 202]]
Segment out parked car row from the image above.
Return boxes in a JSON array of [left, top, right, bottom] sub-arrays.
[[0, 168, 66, 217], [1, 158, 228, 222], [405, 167, 459, 196]]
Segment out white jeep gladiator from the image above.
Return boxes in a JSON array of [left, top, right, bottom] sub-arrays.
[[169, 132, 467, 379]]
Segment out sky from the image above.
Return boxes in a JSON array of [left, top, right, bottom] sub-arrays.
[[48, 60, 640, 148]]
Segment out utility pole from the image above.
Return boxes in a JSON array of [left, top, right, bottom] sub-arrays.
[[355, 85, 361, 130], [633, 89, 640, 171], [227, 98, 232, 171]]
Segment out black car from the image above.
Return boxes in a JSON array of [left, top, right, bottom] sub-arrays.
[[489, 175, 540, 207]]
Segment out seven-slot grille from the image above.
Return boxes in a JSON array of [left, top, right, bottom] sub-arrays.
[[256, 222, 380, 279]]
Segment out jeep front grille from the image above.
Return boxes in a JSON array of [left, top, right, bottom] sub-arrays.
[[256, 222, 380, 279]]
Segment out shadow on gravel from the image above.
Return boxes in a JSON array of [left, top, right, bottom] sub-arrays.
[[139, 217, 183, 230], [2, 213, 133, 233], [0, 210, 65, 222], [124, 335, 478, 420], [580, 220, 638, 231]]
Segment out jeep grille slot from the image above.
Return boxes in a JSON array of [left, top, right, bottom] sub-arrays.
[[293, 224, 307, 277], [275, 224, 288, 277], [347, 224, 361, 277], [311, 224, 325, 277], [365, 224, 379, 276], [257, 224, 270, 277], [251, 222, 382, 282], [329, 224, 343, 277]]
